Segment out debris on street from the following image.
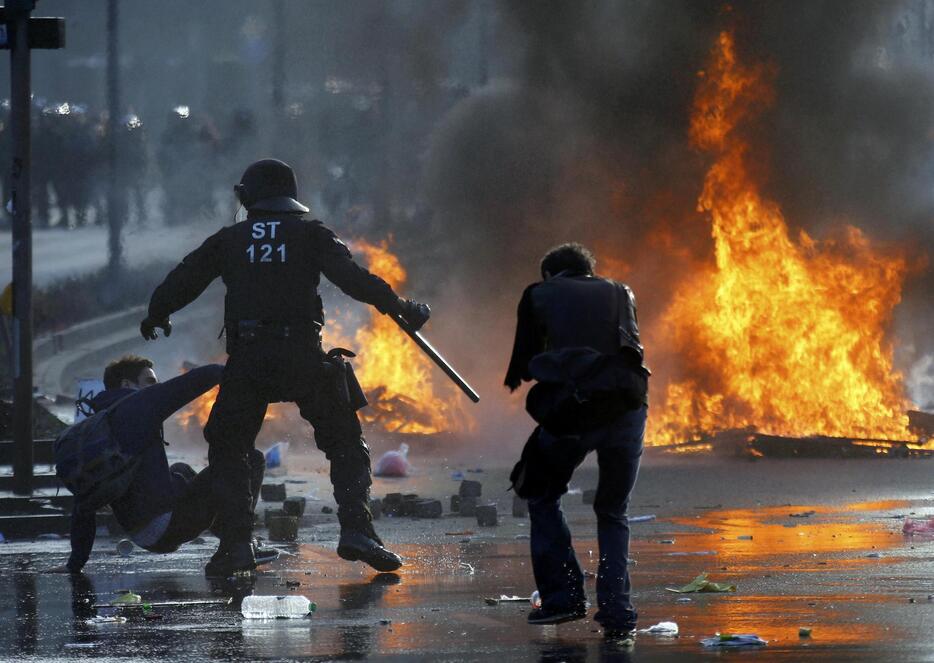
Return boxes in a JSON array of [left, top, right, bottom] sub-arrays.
[[374, 443, 411, 478], [666, 573, 736, 593], [638, 621, 679, 636], [700, 633, 767, 647]]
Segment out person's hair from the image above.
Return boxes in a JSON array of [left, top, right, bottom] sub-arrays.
[[103, 355, 154, 390], [540, 242, 596, 279]]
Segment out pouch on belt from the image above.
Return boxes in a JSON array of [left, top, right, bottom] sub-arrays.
[[324, 347, 368, 411]]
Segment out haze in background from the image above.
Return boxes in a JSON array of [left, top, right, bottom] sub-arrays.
[[5, 0, 934, 447]]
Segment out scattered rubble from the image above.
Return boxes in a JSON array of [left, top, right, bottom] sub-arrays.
[[459, 480, 482, 498], [283, 497, 306, 517], [459, 496, 478, 517], [260, 484, 287, 502], [476, 505, 498, 527], [268, 515, 299, 542], [413, 499, 442, 519]]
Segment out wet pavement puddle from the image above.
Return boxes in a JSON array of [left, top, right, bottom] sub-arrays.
[[1, 491, 933, 660]]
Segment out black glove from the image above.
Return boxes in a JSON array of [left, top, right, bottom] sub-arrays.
[[398, 298, 430, 331], [140, 316, 172, 340]]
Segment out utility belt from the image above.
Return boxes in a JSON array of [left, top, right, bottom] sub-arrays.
[[225, 320, 367, 412], [225, 319, 322, 347]]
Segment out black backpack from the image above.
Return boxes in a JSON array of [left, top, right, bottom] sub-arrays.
[[53, 395, 139, 516]]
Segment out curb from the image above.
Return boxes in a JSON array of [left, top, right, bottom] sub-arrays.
[[34, 303, 218, 397]]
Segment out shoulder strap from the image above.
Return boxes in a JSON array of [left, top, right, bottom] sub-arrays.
[[615, 282, 642, 355]]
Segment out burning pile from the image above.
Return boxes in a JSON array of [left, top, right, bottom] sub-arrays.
[[648, 31, 915, 446], [340, 239, 471, 435]]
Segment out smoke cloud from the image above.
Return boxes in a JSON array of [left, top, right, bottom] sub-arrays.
[[416, 1, 934, 417]]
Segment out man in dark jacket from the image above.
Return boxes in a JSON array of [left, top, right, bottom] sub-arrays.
[[505, 243, 649, 642], [57, 355, 274, 573], [141, 159, 430, 577]]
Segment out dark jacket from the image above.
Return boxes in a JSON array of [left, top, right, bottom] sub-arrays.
[[147, 214, 402, 337], [504, 272, 646, 392], [66, 364, 223, 572]]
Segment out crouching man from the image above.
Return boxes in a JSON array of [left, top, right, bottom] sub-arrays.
[[505, 244, 649, 643], [52, 355, 276, 574]]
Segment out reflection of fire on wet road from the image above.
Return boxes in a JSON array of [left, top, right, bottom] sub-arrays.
[[665, 500, 907, 560], [625, 499, 910, 648], [1, 458, 931, 659]]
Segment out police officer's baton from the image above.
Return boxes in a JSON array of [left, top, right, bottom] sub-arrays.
[[391, 314, 480, 403]]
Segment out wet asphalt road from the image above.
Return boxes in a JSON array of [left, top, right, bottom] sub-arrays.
[[3, 455, 934, 662]]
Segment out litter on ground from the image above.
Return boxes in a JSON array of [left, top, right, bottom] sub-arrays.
[[903, 518, 934, 536], [374, 443, 411, 478], [666, 573, 736, 593], [701, 633, 767, 647], [638, 621, 679, 636]]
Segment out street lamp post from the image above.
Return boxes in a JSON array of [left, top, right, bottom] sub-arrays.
[[4, 1, 64, 495]]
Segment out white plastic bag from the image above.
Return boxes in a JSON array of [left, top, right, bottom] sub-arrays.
[[374, 443, 411, 477]]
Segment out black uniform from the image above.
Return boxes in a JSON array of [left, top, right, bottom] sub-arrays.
[[147, 213, 401, 544], [506, 271, 646, 390], [505, 269, 648, 633]]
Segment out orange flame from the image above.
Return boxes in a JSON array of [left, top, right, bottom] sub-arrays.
[[342, 239, 471, 434], [177, 384, 287, 429], [176, 239, 469, 436], [648, 31, 913, 445], [178, 385, 218, 429]]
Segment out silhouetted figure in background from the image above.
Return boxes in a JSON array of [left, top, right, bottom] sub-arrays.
[[116, 113, 150, 226]]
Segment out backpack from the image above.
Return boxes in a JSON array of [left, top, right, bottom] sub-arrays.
[[524, 281, 649, 435], [54, 395, 140, 516], [525, 349, 647, 435]]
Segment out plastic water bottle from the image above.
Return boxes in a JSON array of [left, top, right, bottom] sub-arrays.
[[240, 595, 316, 619]]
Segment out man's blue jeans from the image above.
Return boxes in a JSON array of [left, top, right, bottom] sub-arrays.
[[527, 406, 646, 630]]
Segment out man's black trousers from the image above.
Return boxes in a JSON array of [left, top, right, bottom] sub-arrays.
[[203, 337, 374, 544]]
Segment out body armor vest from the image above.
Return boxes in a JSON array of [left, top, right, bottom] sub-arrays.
[[530, 273, 645, 368], [219, 214, 323, 326]]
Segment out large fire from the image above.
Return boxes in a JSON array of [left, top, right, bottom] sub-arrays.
[[647, 31, 914, 446], [177, 239, 470, 436], [339, 239, 471, 434]]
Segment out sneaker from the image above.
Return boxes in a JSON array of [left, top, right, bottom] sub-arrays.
[[603, 627, 637, 647], [205, 541, 256, 578], [527, 605, 588, 625], [337, 531, 403, 572], [252, 537, 279, 566]]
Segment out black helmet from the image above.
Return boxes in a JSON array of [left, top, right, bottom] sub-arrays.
[[235, 158, 309, 214]]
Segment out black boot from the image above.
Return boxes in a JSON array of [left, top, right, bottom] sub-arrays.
[[205, 540, 256, 578], [337, 531, 402, 572]]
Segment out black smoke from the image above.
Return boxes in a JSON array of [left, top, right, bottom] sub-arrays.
[[417, 1, 934, 407]]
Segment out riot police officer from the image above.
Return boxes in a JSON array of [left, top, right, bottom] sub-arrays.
[[141, 158, 429, 577]]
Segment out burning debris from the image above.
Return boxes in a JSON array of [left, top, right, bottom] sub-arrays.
[[172, 239, 474, 441], [342, 239, 473, 435], [649, 31, 916, 447]]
